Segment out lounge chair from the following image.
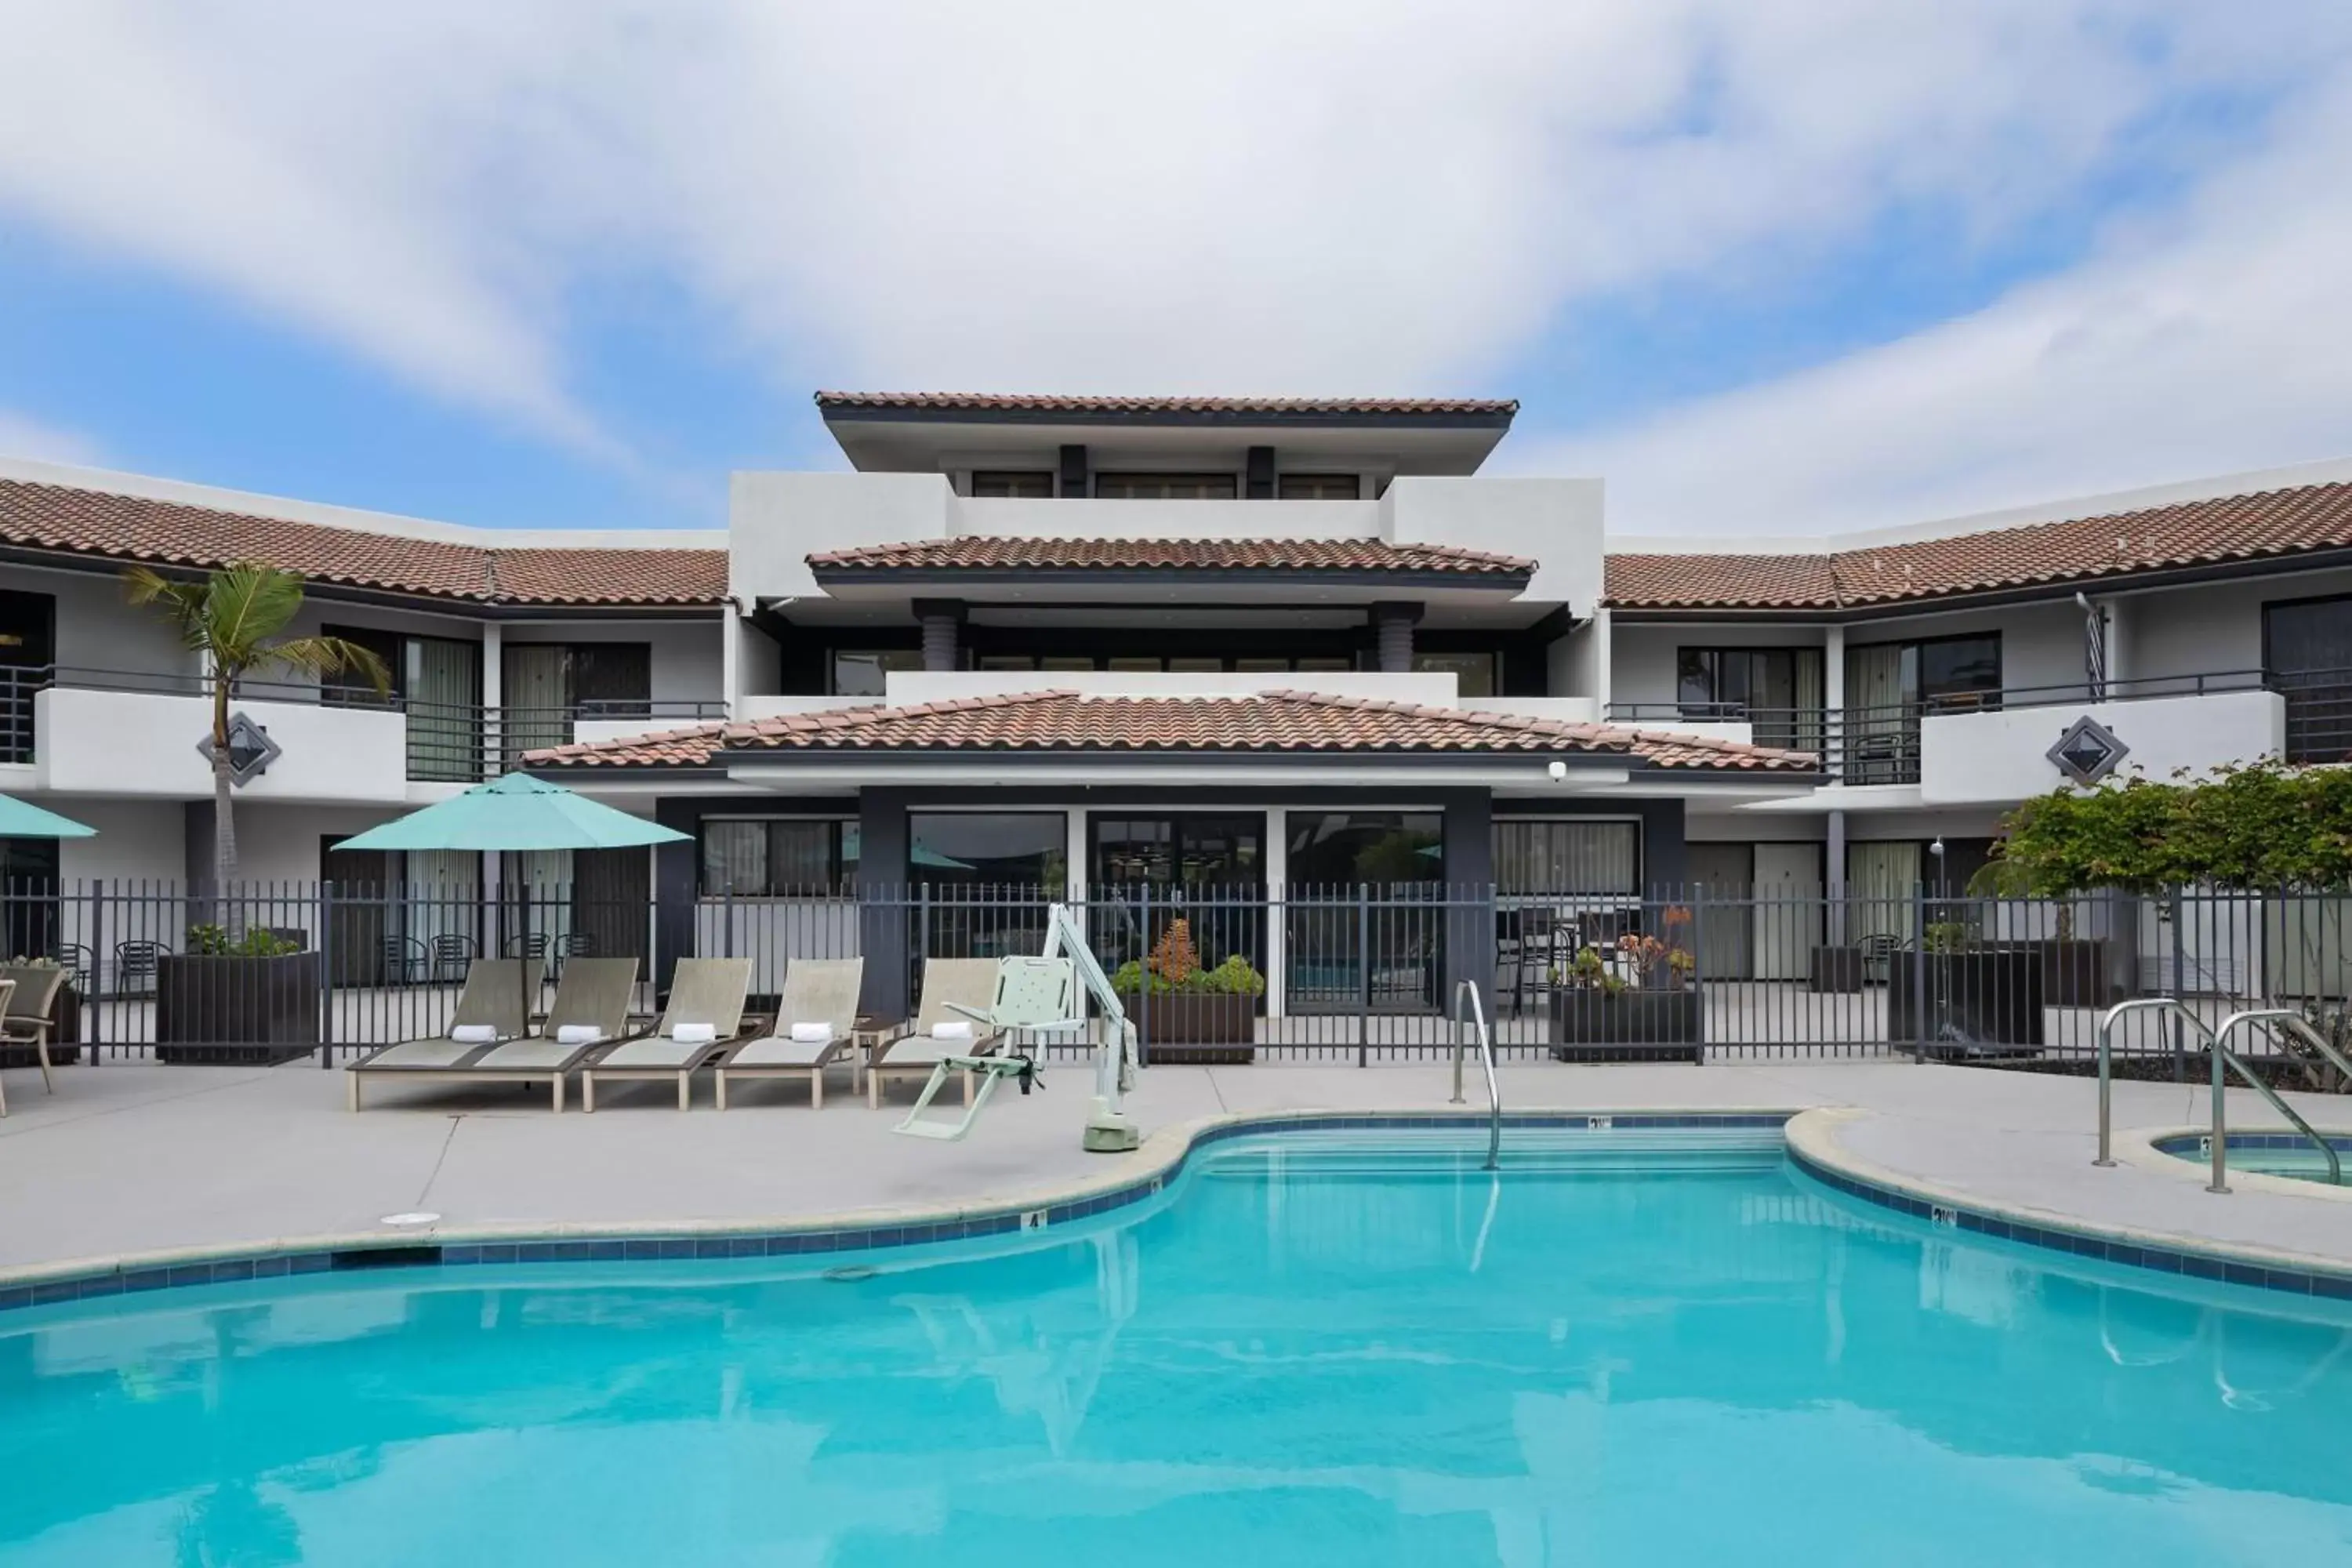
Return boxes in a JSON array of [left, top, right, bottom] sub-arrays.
[[0, 964, 67, 1109], [578, 957, 755, 1112], [0, 977, 20, 1117], [346, 960, 530, 1111], [452, 958, 648, 1111], [866, 958, 1008, 1109], [711, 958, 866, 1109]]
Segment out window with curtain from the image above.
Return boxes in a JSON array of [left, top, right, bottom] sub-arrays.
[[699, 820, 859, 896], [1846, 841, 1921, 942], [501, 644, 572, 765], [970, 471, 1053, 498], [2263, 596, 2352, 763], [1092, 473, 1240, 499], [1493, 820, 1639, 895], [907, 813, 1066, 888], [406, 637, 484, 782], [1276, 473, 1362, 499], [1842, 635, 1998, 783]]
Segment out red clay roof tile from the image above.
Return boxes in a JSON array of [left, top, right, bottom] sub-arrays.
[[807, 535, 1533, 576], [815, 391, 1517, 418], [0, 478, 728, 606], [1605, 480, 2352, 610], [527, 689, 1815, 772]]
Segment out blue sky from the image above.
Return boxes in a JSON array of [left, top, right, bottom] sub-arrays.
[[1, 2, 2349, 536]]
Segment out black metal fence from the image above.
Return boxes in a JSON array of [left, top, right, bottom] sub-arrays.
[[5, 878, 2348, 1072]]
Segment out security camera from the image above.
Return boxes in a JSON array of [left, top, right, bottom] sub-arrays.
[[1547, 760, 1567, 782]]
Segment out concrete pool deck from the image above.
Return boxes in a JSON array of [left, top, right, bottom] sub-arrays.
[[2, 1055, 2351, 1288]]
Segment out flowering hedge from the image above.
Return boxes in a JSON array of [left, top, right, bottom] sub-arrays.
[[1980, 761, 2352, 895]]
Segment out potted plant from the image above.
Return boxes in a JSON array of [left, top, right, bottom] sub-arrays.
[[1886, 917, 2043, 1054], [1112, 918, 1265, 1065], [155, 924, 323, 1065], [0, 956, 79, 1067], [1550, 915, 1703, 1062]]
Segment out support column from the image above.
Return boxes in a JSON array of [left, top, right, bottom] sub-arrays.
[[1440, 791, 1494, 1014], [1372, 602, 1422, 674], [1245, 445, 1276, 499], [913, 599, 965, 673], [718, 604, 740, 717], [481, 622, 503, 778], [2099, 595, 2127, 691], [1826, 808, 1848, 945], [1058, 445, 1089, 499], [1263, 808, 1287, 1021], [1822, 624, 1845, 780], [1590, 606, 1613, 714], [858, 790, 912, 1021]]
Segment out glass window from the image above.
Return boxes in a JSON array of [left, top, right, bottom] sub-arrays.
[[1294, 657, 1353, 673], [1494, 821, 1638, 895], [1918, 637, 2001, 703], [1040, 656, 1097, 671], [908, 813, 1066, 888], [1106, 657, 1162, 673], [971, 470, 1052, 499], [2265, 596, 2352, 763], [699, 820, 857, 895], [1093, 473, 1240, 499], [1168, 657, 1224, 673], [1677, 648, 1824, 719], [978, 655, 1036, 671], [1277, 473, 1362, 500], [830, 648, 922, 696], [1286, 812, 1443, 886], [1414, 651, 1497, 699], [1234, 658, 1291, 673]]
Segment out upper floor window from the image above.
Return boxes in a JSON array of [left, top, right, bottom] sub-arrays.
[[1093, 472, 1239, 500], [1677, 647, 1824, 718], [1414, 651, 1497, 698], [971, 470, 1053, 499], [2263, 594, 2352, 763], [1277, 474, 1362, 500], [699, 818, 858, 896], [1844, 634, 2000, 713], [831, 648, 921, 697]]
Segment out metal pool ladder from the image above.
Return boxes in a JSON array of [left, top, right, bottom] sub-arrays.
[[2096, 999, 2350, 1191], [1451, 979, 1501, 1171]]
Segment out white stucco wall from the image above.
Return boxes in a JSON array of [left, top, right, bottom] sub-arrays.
[[1383, 477, 1602, 611], [38, 688, 410, 804], [53, 798, 185, 886], [1608, 622, 1829, 711], [35, 565, 201, 680], [1918, 689, 2284, 805], [504, 619, 722, 709], [729, 472, 953, 602], [2122, 565, 2352, 683]]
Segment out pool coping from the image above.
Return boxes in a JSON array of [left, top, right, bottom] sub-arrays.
[[13, 1102, 2352, 1319], [2124, 1127, 2352, 1203], [1785, 1108, 2352, 1300], [0, 1108, 1791, 1316]]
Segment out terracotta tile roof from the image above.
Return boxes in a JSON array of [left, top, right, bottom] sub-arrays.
[[816, 391, 1518, 419], [0, 477, 729, 606], [527, 690, 1815, 772], [1605, 480, 2352, 610], [807, 535, 1534, 577]]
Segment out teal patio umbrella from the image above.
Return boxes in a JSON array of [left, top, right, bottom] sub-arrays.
[[0, 794, 95, 839], [333, 775, 686, 1014]]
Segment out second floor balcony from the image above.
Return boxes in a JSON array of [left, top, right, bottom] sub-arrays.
[[0, 666, 726, 799], [1606, 666, 2334, 799]]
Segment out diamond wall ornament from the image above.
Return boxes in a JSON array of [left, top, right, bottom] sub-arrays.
[[196, 712, 282, 786], [2047, 714, 2127, 785]]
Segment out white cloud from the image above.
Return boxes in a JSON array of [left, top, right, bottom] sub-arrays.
[[1523, 66, 2352, 535], [0, 411, 103, 467], [0, 0, 2345, 484]]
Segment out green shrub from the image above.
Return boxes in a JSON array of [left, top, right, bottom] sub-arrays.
[[1112, 953, 1266, 996], [185, 924, 302, 957]]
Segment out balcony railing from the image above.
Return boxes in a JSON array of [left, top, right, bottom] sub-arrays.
[[0, 666, 724, 782], [1607, 666, 2349, 784]]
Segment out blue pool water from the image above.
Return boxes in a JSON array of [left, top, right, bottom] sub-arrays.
[[4, 1132, 2350, 1566]]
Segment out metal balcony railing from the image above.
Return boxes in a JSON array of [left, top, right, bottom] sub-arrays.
[[1606, 666, 2352, 784], [0, 665, 724, 782]]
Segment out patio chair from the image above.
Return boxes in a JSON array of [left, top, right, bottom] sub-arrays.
[[113, 940, 166, 997], [577, 957, 756, 1112], [0, 976, 26, 1116], [866, 958, 1007, 1109], [427, 933, 477, 982], [455, 959, 649, 1112], [0, 963, 68, 1103], [345, 959, 529, 1111], [710, 958, 866, 1109], [379, 935, 426, 985], [47, 943, 92, 995]]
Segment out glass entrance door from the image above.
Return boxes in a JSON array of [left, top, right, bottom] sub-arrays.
[[1089, 814, 1265, 985]]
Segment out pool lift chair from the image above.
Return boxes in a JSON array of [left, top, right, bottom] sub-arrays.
[[891, 902, 1141, 1152]]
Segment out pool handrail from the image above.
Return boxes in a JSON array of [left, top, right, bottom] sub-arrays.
[[2095, 998, 2216, 1167], [1451, 978, 1501, 1172], [2205, 1007, 2346, 1192]]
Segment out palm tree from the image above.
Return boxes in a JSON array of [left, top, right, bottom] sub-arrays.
[[125, 564, 390, 894]]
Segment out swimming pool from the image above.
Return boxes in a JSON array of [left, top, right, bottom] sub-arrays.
[[3, 1129, 2349, 1566], [2158, 1131, 2352, 1186]]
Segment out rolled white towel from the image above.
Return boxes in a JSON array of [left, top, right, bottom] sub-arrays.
[[451, 1023, 499, 1045], [555, 1024, 603, 1047], [788, 1021, 832, 1044], [930, 1019, 975, 1041], [669, 1022, 717, 1045]]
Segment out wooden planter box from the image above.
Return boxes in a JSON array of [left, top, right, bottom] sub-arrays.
[[155, 952, 322, 1065], [1118, 989, 1257, 1065], [1887, 951, 2044, 1055], [1550, 988, 1703, 1062], [2032, 938, 2122, 1008]]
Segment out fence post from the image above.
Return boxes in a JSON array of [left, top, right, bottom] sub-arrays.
[[89, 881, 103, 1062], [1138, 881, 1152, 1069], [1356, 883, 1370, 1069], [2169, 886, 2186, 1083], [1911, 881, 1928, 1063], [318, 878, 335, 1068], [1690, 887, 1706, 1056]]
